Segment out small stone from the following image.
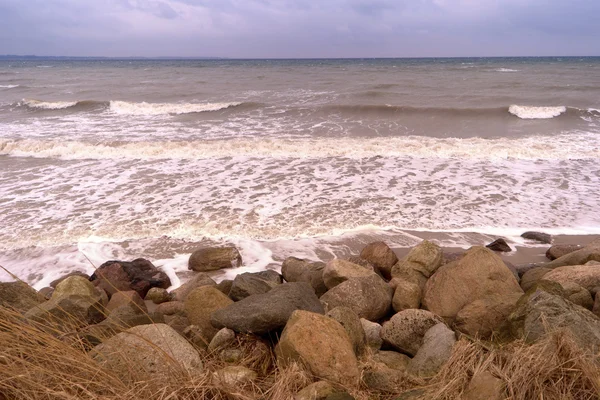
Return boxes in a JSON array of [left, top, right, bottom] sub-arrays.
[[381, 309, 444, 356], [521, 231, 552, 244], [145, 287, 171, 304], [361, 318, 383, 350], [188, 247, 242, 272], [208, 328, 236, 353], [294, 381, 336, 400], [372, 350, 410, 370], [155, 301, 185, 316], [213, 365, 257, 386], [486, 238, 512, 252]]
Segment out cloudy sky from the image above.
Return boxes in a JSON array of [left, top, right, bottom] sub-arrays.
[[0, 0, 599, 58]]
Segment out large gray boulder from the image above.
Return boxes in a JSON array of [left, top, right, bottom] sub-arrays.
[[322, 259, 376, 289], [320, 275, 392, 321], [359, 242, 398, 279], [0, 281, 45, 313], [211, 282, 324, 334], [228, 270, 282, 301], [408, 323, 456, 377], [422, 246, 523, 323], [508, 287, 600, 353], [188, 247, 242, 272], [92, 324, 202, 380], [275, 310, 359, 386], [281, 257, 327, 296], [380, 309, 444, 356]]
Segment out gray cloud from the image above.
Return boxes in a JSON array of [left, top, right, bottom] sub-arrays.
[[0, 0, 598, 57]]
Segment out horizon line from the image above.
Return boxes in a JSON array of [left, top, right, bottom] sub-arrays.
[[1, 55, 600, 60]]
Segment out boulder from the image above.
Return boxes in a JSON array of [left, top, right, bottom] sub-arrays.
[[486, 238, 512, 252], [295, 381, 337, 400], [320, 275, 392, 321], [326, 307, 367, 356], [359, 242, 398, 279], [188, 247, 242, 272], [521, 231, 552, 244], [543, 264, 600, 292], [362, 362, 405, 393], [391, 240, 443, 287], [543, 239, 600, 269], [275, 310, 359, 386], [593, 293, 600, 318], [208, 328, 236, 353], [52, 275, 103, 302], [229, 271, 282, 301], [381, 309, 444, 356], [422, 246, 523, 323], [281, 257, 327, 296], [546, 244, 583, 261], [520, 267, 551, 292], [408, 323, 456, 377], [216, 279, 233, 295], [164, 314, 189, 335], [361, 318, 383, 350], [463, 371, 505, 400], [322, 259, 376, 289], [211, 282, 324, 334], [25, 294, 106, 328], [100, 303, 161, 332], [89, 258, 171, 298], [144, 287, 171, 304], [508, 288, 600, 352], [391, 279, 421, 312], [0, 281, 45, 313], [372, 350, 410, 370], [49, 272, 90, 288], [171, 273, 216, 301], [106, 290, 146, 313], [155, 301, 185, 316], [213, 365, 257, 387], [39, 287, 54, 300], [92, 324, 202, 379], [454, 293, 522, 339], [560, 282, 594, 309], [184, 286, 233, 342]]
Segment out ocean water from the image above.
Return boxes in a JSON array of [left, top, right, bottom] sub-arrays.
[[1, 57, 599, 288]]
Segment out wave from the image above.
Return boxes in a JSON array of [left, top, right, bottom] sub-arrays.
[[508, 105, 567, 119], [1, 133, 598, 161], [19, 99, 106, 111], [496, 68, 519, 72], [0, 84, 19, 89], [109, 100, 243, 115]]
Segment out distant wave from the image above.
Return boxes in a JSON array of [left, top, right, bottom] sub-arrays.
[[109, 100, 244, 115], [508, 105, 567, 119], [0, 84, 19, 89], [1, 133, 598, 161], [496, 68, 519, 72], [21, 99, 80, 110]]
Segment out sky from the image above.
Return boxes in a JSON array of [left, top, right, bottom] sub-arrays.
[[0, 0, 599, 58]]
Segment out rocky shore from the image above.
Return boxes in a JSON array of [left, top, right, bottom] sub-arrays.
[[2, 233, 600, 399]]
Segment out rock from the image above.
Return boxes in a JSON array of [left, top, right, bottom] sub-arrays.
[[208, 328, 236, 353], [101, 303, 161, 331], [90, 258, 171, 298], [454, 293, 522, 339], [543, 264, 600, 292], [229, 271, 282, 301], [326, 307, 367, 356], [508, 288, 600, 352], [164, 314, 190, 335], [422, 246, 523, 323], [49, 272, 90, 288], [295, 381, 337, 400], [395, 389, 426, 400], [53, 275, 103, 302], [593, 293, 600, 318], [372, 350, 410, 370], [391, 240, 443, 287], [442, 251, 465, 265], [155, 301, 185, 316], [561, 282, 594, 309], [546, 244, 583, 261], [25, 294, 106, 328], [144, 287, 171, 304], [281, 257, 328, 296], [346, 256, 375, 270], [106, 290, 146, 313], [0, 281, 45, 313], [408, 323, 456, 377], [544, 239, 600, 269], [211, 282, 324, 334], [361, 318, 383, 350], [324, 393, 355, 400], [391, 279, 421, 312], [587, 260, 600, 266], [216, 279, 233, 295], [486, 238, 512, 252], [362, 362, 405, 392], [320, 275, 392, 321], [38, 287, 54, 300], [171, 273, 216, 302], [359, 242, 398, 279], [322, 259, 376, 289], [520, 267, 551, 292], [184, 286, 233, 342], [275, 310, 359, 386], [92, 324, 202, 379], [182, 325, 212, 349], [213, 365, 257, 386], [381, 309, 444, 356], [188, 247, 242, 272], [521, 231, 552, 244], [463, 371, 505, 400]]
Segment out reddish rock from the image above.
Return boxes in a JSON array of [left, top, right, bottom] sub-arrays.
[[359, 242, 398, 279], [89, 258, 171, 298]]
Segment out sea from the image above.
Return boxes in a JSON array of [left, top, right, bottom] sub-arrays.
[[1, 57, 599, 289]]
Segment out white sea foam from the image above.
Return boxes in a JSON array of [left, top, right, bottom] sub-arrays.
[[0, 84, 19, 89], [509, 105, 567, 119], [1, 132, 598, 161], [109, 100, 242, 115], [22, 99, 78, 110], [496, 68, 519, 72]]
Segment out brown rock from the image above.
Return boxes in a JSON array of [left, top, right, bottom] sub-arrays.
[[216, 279, 233, 295], [229, 270, 282, 301], [295, 381, 337, 400], [275, 310, 359, 386], [281, 257, 327, 297], [188, 247, 242, 272], [521, 231, 552, 244], [320, 275, 392, 321], [543, 264, 600, 292], [49, 272, 90, 288], [380, 309, 444, 356], [391, 240, 443, 285], [454, 293, 522, 339], [544, 239, 600, 268], [0, 281, 46, 313], [359, 242, 398, 279], [391, 279, 421, 312], [106, 290, 147, 313], [422, 246, 523, 323], [326, 306, 367, 356], [171, 273, 216, 301], [546, 244, 583, 261], [520, 267, 551, 292], [361, 318, 383, 350], [372, 350, 410, 370], [156, 301, 185, 316], [463, 371, 505, 400], [144, 287, 171, 304], [362, 362, 405, 393], [323, 259, 376, 289], [560, 282, 594, 309], [184, 286, 233, 342], [90, 258, 171, 298]]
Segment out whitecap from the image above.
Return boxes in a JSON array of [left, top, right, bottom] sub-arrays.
[[496, 68, 519, 72], [21, 99, 78, 110], [508, 105, 567, 119], [0, 84, 19, 89], [109, 100, 242, 116]]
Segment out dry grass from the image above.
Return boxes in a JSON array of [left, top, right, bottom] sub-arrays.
[[2, 301, 600, 400]]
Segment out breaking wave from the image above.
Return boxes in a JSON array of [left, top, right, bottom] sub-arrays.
[[109, 100, 243, 115], [508, 105, 568, 119]]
